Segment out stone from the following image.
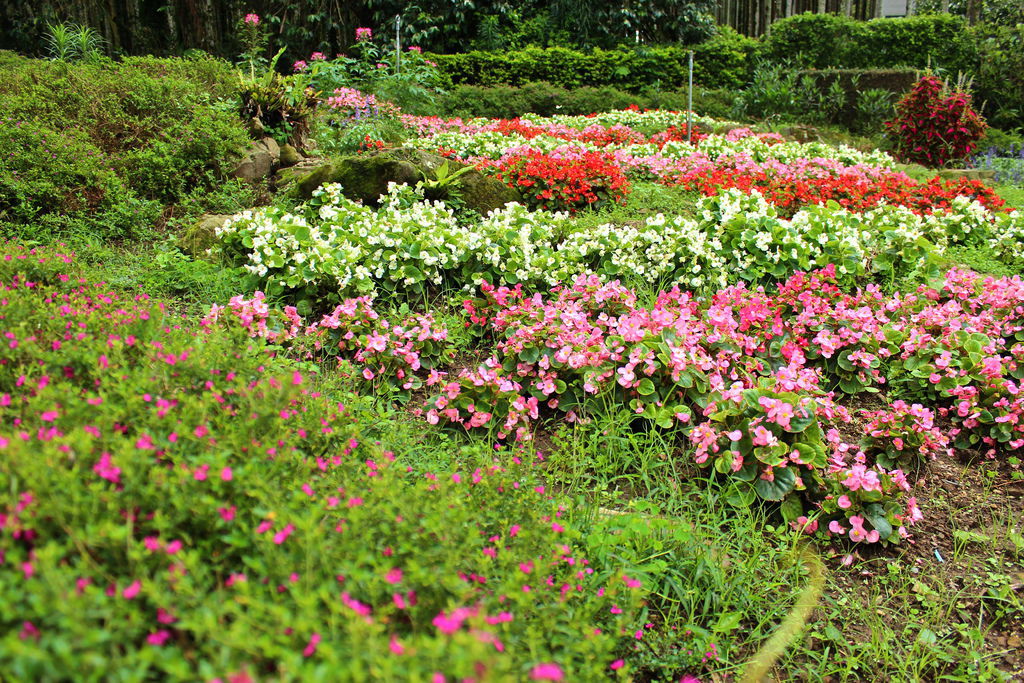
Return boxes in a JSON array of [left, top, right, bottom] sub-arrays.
[[179, 213, 233, 257], [285, 148, 522, 214], [279, 144, 302, 167], [231, 137, 281, 182], [456, 168, 522, 215], [937, 168, 997, 182]]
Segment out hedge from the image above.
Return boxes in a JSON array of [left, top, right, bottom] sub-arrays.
[[428, 27, 757, 92], [426, 16, 1018, 132], [757, 13, 977, 74], [435, 82, 737, 120]]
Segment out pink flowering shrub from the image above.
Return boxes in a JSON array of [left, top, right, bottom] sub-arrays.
[[204, 262, 1024, 545], [860, 400, 952, 469], [325, 87, 402, 118], [0, 247, 658, 680]]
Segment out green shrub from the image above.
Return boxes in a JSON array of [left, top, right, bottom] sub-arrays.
[[0, 117, 160, 240], [973, 24, 1024, 130], [436, 82, 738, 119], [429, 30, 756, 93], [759, 14, 976, 73], [798, 69, 916, 128], [758, 13, 865, 69], [0, 52, 248, 240]]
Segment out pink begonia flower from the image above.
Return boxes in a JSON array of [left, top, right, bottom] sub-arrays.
[[123, 580, 141, 599]]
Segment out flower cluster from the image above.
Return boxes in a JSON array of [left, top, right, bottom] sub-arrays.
[[208, 263, 1024, 546], [482, 148, 631, 212], [214, 182, 1022, 304], [325, 87, 401, 118], [401, 108, 1007, 217]]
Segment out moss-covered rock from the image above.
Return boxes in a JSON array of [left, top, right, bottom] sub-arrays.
[[279, 144, 302, 167], [179, 214, 232, 258], [456, 168, 522, 214], [284, 148, 522, 214]]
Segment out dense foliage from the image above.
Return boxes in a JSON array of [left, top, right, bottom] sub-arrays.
[[0, 247, 656, 680], [885, 75, 988, 168], [0, 51, 249, 240], [429, 30, 757, 92]]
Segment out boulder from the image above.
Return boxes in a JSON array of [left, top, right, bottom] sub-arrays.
[[284, 148, 522, 214], [231, 137, 280, 182], [279, 143, 302, 167], [179, 213, 233, 258]]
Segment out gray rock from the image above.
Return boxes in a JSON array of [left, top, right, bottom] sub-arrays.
[[231, 137, 281, 182]]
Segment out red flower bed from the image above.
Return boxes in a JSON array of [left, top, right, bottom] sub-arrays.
[[663, 168, 1005, 216], [484, 149, 631, 213]]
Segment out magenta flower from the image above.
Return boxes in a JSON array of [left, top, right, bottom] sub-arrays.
[[243, 13, 260, 26], [355, 27, 373, 41], [147, 630, 171, 646], [530, 663, 564, 681], [293, 60, 308, 73]]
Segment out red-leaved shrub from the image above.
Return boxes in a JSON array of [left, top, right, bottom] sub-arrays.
[[884, 75, 987, 168]]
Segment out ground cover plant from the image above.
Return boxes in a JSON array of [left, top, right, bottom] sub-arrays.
[[2, 42, 1023, 683]]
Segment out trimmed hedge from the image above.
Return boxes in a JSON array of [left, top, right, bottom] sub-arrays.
[[436, 82, 737, 120], [428, 27, 757, 92], [757, 13, 976, 74]]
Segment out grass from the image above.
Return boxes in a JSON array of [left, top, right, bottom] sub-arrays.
[[541, 408, 1023, 681]]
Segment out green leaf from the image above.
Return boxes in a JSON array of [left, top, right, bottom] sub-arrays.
[[754, 466, 797, 501], [864, 503, 893, 540], [637, 378, 656, 396], [780, 495, 804, 523]]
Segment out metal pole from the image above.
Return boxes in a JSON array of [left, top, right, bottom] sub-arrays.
[[395, 15, 401, 76], [687, 50, 694, 144]]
